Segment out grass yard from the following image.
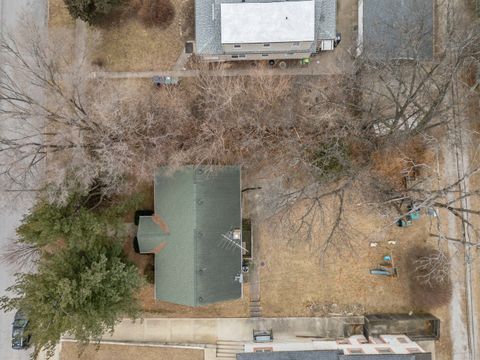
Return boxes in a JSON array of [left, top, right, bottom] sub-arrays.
[[252, 190, 453, 359], [257, 214, 436, 316], [61, 342, 204, 360], [49, 0, 187, 72], [89, 10, 184, 72], [242, 162, 454, 359]]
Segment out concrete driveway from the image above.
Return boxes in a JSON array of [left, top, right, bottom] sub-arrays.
[[0, 0, 47, 357]]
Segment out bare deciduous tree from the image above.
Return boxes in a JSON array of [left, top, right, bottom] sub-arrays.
[[1, 14, 478, 259], [0, 23, 189, 202], [413, 248, 450, 288], [407, 245, 452, 309]]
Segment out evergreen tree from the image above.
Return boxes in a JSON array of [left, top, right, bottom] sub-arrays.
[[0, 192, 143, 357]]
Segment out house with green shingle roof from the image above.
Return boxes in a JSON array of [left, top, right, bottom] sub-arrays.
[[136, 166, 242, 306]]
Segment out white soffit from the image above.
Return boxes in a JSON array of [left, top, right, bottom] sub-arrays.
[[220, 1, 315, 44]]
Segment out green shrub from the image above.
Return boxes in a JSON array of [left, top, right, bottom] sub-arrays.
[[132, 0, 175, 28], [63, 0, 123, 23], [312, 141, 350, 181]]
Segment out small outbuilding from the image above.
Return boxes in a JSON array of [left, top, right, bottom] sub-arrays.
[[364, 313, 440, 341]]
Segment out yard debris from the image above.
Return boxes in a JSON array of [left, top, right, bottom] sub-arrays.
[[304, 302, 366, 316]]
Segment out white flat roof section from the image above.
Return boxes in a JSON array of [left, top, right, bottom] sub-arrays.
[[220, 1, 315, 44]]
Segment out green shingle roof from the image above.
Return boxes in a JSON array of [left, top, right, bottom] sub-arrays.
[[137, 166, 242, 306]]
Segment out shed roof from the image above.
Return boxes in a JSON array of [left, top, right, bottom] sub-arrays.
[[360, 0, 433, 60], [220, 1, 315, 44], [137, 166, 242, 306]]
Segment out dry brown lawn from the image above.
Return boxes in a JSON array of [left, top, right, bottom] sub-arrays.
[[49, 0, 186, 72], [49, 0, 76, 29], [247, 169, 453, 359], [257, 206, 438, 317], [89, 15, 183, 72], [89, 0, 186, 72], [61, 342, 204, 360]]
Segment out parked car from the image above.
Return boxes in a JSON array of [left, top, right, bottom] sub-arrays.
[[12, 310, 30, 350]]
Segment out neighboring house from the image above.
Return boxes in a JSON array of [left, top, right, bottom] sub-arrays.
[[238, 351, 431, 360], [195, 0, 337, 61], [136, 166, 242, 306], [357, 0, 433, 60], [233, 314, 438, 359], [238, 334, 432, 359]]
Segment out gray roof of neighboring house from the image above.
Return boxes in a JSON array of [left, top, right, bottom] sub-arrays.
[[137, 166, 242, 306], [237, 352, 432, 360], [196, 0, 337, 55], [221, 1, 315, 44], [237, 351, 341, 360], [361, 0, 433, 60], [339, 355, 431, 360]]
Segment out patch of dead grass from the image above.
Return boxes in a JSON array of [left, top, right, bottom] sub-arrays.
[[139, 284, 250, 317], [49, 0, 184, 71], [49, 0, 76, 28], [252, 173, 446, 317], [89, 0, 184, 72], [60, 342, 204, 360]]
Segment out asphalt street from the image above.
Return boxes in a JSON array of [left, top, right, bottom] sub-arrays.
[[0, 0, 46, 358]]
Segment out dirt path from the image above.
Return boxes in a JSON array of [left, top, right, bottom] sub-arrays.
[[91, 66, 350, 79]]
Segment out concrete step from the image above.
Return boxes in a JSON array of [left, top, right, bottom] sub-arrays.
[[217, 345, 244, 350], [217, 348, 242, 354], [216, 340, 243, 359], [216, 354, 238, 359], [216, 340, 244, 357], [250, 301, 262, 318]]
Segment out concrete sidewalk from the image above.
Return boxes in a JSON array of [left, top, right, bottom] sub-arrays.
[[100, 316, 364, 344]]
